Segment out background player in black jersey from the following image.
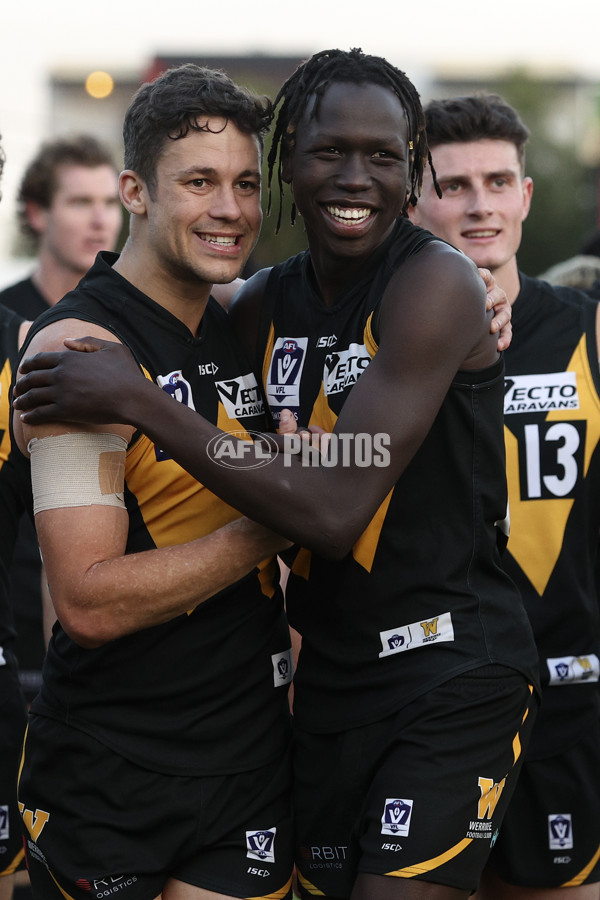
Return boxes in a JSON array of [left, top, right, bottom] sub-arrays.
[[408, 93, 600, 900], [0, 136, 33, 900], [0, 135, 122, 705], [13, 50, 539, 900], [11, 66, 297, 900]]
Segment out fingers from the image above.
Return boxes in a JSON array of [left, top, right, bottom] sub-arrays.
[[278, 409, 298, 434], [496, 321, 513, 352], [17, 351, 63, 377], [62, 336, 115, 353]]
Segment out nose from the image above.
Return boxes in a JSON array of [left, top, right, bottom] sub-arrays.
[[467, 185, 493, 217], [209, 186, 243, 221], [335, 154, 372, 192]]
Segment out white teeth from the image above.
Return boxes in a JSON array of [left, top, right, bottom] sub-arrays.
[[326, 206, 372, 223], [200, 234, 237, 245], [466, 231, 497, 238]]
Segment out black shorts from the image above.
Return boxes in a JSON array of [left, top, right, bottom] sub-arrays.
[[486, 715, 600, 887], [18, 715, 294, 900], [293, 665, 537, 898], [0, 665, 28, 879]]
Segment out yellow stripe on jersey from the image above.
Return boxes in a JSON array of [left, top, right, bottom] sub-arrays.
[[505, 334, 600, 595], [385, 837, 473, 877], [562, 842, 600, 887], [262, 323, 276, 396], [249, 873, 294, 899], [0, 847, 24, 877], [0, 356, 13, 466], [296, 870, 326, 895]]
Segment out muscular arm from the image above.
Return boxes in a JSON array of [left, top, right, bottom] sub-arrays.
[[13, 319, 289, 649]]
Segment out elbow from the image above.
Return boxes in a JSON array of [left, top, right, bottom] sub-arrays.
[[58, 605, 116, 649], [298, 511, 359, 561]]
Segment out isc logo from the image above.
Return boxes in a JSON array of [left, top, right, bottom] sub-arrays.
[[247, 867, 270, 877]]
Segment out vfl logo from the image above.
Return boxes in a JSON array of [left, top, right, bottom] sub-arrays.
[[504, 372, 579, 415], [0, 805, 8, 841], [379, 613, 454, 658], [271, 649, 294, 687], [246, 828, 276, 863], [549, 814, 573, 850], [155, 370, 197, 461], [477, 777, 506, 820], [156, 371, 196, 410], [266, 336, 308, 415], [548, 654, 599, 685], [381, 799, 413, 837]]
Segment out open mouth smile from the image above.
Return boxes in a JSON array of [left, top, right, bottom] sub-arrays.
[[325, 205, 374, 226], [199, 234, 239, 246]]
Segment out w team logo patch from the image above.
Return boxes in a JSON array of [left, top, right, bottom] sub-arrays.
[[549, 814, 573, 849], [0, 805, 9, 840], [246, 828, 276, 862], [381, 799, 413, 836]]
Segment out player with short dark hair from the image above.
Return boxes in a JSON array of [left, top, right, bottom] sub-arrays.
[[409, 92, 600, 900], [12, 65, 295, 900]]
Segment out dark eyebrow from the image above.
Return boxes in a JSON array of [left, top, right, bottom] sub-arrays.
[[181, 166, 261, 180]]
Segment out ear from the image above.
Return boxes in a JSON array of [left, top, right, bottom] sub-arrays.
[[521, 176, 533, 223], [119, 170, 148, 216], [25, 201, 47, 236]]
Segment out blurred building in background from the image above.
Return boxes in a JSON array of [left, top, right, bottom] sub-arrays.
[[1, 54, 599, 284]]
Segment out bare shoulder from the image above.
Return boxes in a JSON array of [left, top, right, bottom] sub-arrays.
[[25, 318, 123, 354], [379, 239, 495, 369]]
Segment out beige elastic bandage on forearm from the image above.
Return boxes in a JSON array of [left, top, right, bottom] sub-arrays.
[[28, 433, 127, 516]]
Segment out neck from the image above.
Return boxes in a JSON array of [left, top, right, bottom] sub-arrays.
[[113, 241, 212, 336], [489, 258, 521, 306], [31, 251, 86, 307]]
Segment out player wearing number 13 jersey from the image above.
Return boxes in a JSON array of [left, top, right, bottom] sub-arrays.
[[410, 92, 600, 895]]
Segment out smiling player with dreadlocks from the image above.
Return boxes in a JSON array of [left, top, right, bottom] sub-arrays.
[[14, 48, 539, 900]]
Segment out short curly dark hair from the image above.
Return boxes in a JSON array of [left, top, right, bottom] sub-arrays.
[[18, 134, 118, 239], [123, 63, 273, 197], [424, 93, 530, 171]]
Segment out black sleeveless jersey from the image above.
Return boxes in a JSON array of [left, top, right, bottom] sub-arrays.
[[0, 305, 28, 663], [256, 218, 539, 733], [503, 274, 600, 756], [20, 252, 292, 775]]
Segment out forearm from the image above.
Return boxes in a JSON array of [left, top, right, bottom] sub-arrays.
[[42, 514, 290, 648]]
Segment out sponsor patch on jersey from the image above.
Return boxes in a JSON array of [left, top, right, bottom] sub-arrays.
[[504, 372, 579, 414], [265, 337, 308, 420], [215, 373, 264, 419], [271, 649, 293, 687], [547, 653, 599, 685], [381, 799, 413, 837], [0, 805, 9, 840], [379, 612, 454, 658], [156, 370, 197, 410], [549, 814, 573, 850], [324, 343, 371, 396], [246, 828, 276, 863]]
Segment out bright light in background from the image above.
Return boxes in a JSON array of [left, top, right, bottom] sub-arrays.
[[85, 70, 114, 99]]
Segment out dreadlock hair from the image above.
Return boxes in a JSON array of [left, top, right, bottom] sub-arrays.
[[424, 94, 530, 172], [267, 47, 440, 232]]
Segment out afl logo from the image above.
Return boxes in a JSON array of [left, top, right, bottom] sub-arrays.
[[283, 339, 298, 353]]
